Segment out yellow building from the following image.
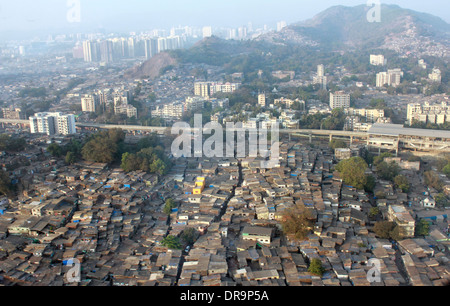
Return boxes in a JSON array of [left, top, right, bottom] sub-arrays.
[[193, 177, 206, 194]]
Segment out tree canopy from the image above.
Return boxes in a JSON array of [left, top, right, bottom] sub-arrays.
[[335, 157, 370, 190], [81, 129, 125, 164], [281, 204, 315, 241]]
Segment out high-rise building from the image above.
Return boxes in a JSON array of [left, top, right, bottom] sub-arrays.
[[314, 64, 327, 90], [376, 69, 403, 88], [127, 37, 136, 58], [82, 40, 99, 62], [202, 26, 213, 38], [30, 112, 76, 136], [194, 82, 211, 97], [317, 64, 325, 77], [100, 40, 114, 63], [277, 21, 287, 32], [330, 91, 350, 109], [258, 93, 267, 107], [81, 94, 99, 113], [144, 39, 158, 59]]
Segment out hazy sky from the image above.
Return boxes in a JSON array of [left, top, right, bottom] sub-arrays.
[[0, 0, 449, 40]]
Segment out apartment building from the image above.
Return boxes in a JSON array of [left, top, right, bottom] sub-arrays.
[[330, 91, 350, 109], [407, 101, 450, 125], [194, 82, 240, 98], [30, 112, 76, 136], [429, 68, 442, 83], [258, 93, 267, 107], [114, 104, 138, 118], [376, 69, 403, 88], [344, 108, 385, 122], [1, 107, 25, 120], [152, 103, 185, 120], [370, 54, 387, 66], [274, 97, 305, 110], [388, 205, 415, 238], [81, 94, 99, 113]]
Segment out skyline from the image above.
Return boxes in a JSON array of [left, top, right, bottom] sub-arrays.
[[0, 0, 449, 41]]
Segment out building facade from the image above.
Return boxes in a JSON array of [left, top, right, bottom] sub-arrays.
[[30, 112, 76, 136], [330, 92, 350, 109]]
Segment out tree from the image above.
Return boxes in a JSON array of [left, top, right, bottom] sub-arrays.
[[415, 219, 430, 237], [82, 137, 118, 164], [376, 161, 400, 181], [81, 129, 125, 164], [308, 258, 325, 277], [424, 171, 443, 192], [181, 228, 197, 245], [163, 198, 177, 215], [369, 207, 380, 218], [373, 221, 396, 239], [373, 221, 403, 241], [373, 152, 392, 167], [0, 134, 26, 152], [150, 158, 167, 176], [335, 157, 369, 190], [435, 193, 450, 208], [394, 175, 410, 193], [65, 151, 77, 165], [365, 175, 376, 193], [161, 235, 182, 249], [443, 163, 450, 178], [47, 143, 63, 157], [281, 205, 315, 241], [329, 139, 347, 151], [0, 170, 12, 196]]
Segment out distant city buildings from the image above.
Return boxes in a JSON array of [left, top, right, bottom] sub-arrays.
[[274, 97, 305, 110], [272, 71, 295, 81], [1, 107, 25, 120], [370, 54, 387, 66], [418, 59, 427, 69], [276, 21, 287, 32], [329, 91, 350, 109], [81, 94, 99, 113], [313, 64, 327, 90], [29, 112, 76, 136], [202, 26, 213, 38], [194, 82, 240, 98], [151, 96, 209, 120], [113, 92, 137, 118], [376, 69, 403, 88], [407, 101, 450, 125], [258, 93, 267, 107], [80, 35, 186, 63], [344, 108, 386, 122], [429, 68, 442, 83]]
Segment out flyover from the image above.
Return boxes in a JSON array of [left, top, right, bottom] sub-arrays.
[[0, 118, 367, 141]]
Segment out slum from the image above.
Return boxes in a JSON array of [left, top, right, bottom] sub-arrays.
[[0, 138, 449, 286]]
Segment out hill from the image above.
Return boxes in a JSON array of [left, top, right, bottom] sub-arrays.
[[124, 52, 178, 80], [256, 4, 450, 57]]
